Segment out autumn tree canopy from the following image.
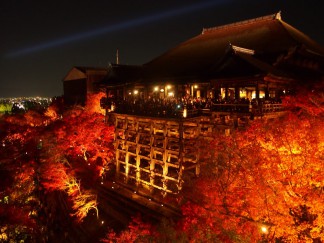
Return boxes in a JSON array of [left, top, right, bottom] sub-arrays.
[[179, 89, 324, 242], [39, 92, 115, 221]]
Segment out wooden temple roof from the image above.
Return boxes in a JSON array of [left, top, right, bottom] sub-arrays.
[[143, 12, 324, 82], [99, 12, 323, 87], [63, 66, 108, 81]]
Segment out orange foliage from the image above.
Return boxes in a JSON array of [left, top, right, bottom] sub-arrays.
[[54, 107, 115, 180], [180, 91, 324, 242], [41, 161, 70, 192], [4, 110, 47, 127], [40, 160, 99, 222], [101, 216, 157, 243], [44, 105, 58, 121], [39, 100, 113, 223], [70, 190, 98, 223], [86, 92, 106, 114]]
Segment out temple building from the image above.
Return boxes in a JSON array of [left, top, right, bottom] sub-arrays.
[[63, 66, 107, 105], [102, 12, 323, 102], [97, 12, 324, 196]]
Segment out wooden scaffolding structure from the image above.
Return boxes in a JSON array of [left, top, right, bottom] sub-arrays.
[[113, 114, 219, 195]]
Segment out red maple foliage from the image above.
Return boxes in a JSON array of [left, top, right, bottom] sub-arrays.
[[178, 89, 324, 242], [38, 92, 115, 222], [101, 216, 158, 243]]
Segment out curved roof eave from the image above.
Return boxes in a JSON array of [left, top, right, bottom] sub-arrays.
[[143, 12, 324, 79]]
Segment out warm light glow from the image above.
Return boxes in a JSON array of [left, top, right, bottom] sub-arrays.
[[168, 92, 174, 97], [133, 90, 139, 95], [194, 84, 198, 89], [183, 108, 187, 118], [160, 89, 164, 92], [166, 85, 171, 90], [154, 86, 159, 91], [261, 226, 268, 234]]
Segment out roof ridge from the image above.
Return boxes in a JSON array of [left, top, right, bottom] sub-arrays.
[[230, 44, 255, 55], [201, 11, 281, 35], [75, 66, 107, 70]]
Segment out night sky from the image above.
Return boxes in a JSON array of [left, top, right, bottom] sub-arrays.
[[1, 0, 323, 98]]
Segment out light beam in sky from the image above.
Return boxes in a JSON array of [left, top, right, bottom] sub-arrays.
[[6, 0, 230, 57]]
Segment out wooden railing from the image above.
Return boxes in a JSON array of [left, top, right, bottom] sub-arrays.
[[210, 104, 250, 113], [101, 98, 284, 119], [261, 103, 284, 113]]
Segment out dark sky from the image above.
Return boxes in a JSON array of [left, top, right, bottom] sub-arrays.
[[1, 0, 323, 98]]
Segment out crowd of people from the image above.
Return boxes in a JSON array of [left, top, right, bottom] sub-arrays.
[[101, 96, 282, 118]]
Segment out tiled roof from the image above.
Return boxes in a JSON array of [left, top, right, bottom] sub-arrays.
[[74, 66, 107, 73], [143, 12, 324, 81]]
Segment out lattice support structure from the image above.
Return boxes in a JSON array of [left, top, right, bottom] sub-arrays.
[[113, 113, 246, 195], [115, 114, 210, 196]]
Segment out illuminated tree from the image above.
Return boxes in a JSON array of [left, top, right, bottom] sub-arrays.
[[71, 189, 98, 223], [40, 160, 70, 192], [180, 89, 324, 242], [0, 93, 114, 240], [40, 158, 99, 222], [101, 216, 157, 243], [53, 95, 115, 182], [38, 92, 114, 222]]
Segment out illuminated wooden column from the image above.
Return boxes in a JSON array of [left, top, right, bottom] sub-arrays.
[[149, 158, 155, 193], [177, 118, 184, 192], [149, 119, 155, 192], [161, 124, 167, 195], [125, 151, 130, 183], [115, 149, 120, 177], [135, 132, 141, 186]]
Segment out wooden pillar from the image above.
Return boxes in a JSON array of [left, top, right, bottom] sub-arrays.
[[265, 83, 269, 99], [255, 83, 260, 100], [116, 150, 120, 178], [149, 120, 155, 193], [215, 86, 221, 100], [235, 86, 240, 100], [177, 117, 184, 192], [225, 86, 229, 100], [136, 133, 140, 186], [125, 152, 129, 183]]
